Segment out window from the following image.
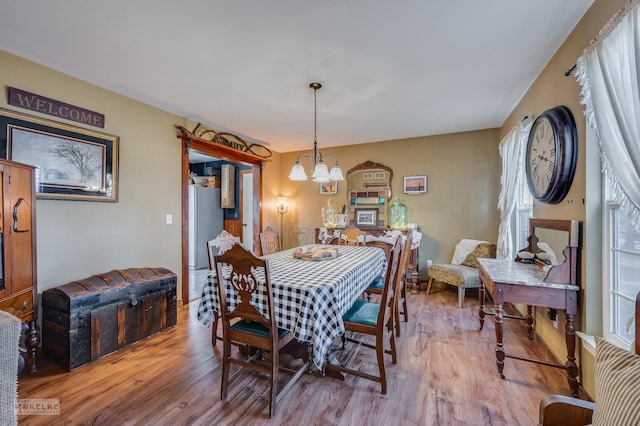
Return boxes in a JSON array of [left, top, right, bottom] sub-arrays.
[[515, 145, 533, 252], [515, 178, 533, 252], [603, 178, 640, 349], [576, 1, 640, 352]]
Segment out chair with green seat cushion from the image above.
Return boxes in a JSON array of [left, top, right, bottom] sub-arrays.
[[363, 241, 392, 301], [259, 225, 281, 255], [331, 235, 403, 394], [215, 244, 308, 418], [206, 230, 242, 347], [338, 225, 366, 246], [364, 231, 413, 337], [230, 320, 290, 339], [343, 300, 380, 327], [367, 276, 385, 292], [393, 231, 414, 336]]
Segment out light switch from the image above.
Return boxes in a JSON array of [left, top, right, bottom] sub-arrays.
[[166, 214, 172, 225]]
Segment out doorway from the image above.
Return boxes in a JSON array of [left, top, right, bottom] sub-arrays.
[[241, 169, 254, 248], [181, 139, 264, 305]]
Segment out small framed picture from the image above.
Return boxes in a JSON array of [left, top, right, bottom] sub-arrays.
[[319, 180, 337, 195], [403, 175, 427, 194], [354, 208, 378, 228]]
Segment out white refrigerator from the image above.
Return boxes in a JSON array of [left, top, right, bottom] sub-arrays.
[[189, 186, 224, 269]]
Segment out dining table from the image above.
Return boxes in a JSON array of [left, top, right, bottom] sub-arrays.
[[197, 244, 388, 370]]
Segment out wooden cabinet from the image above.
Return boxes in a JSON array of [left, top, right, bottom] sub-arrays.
[[349, 187, 388, 227], [0, 159, 39, 373]]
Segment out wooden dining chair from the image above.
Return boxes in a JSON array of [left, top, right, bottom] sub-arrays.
[[331, 235, 403, 394], [364, 231, 413, 337], [338, 225, 366, 246], [206, 230, 241, 347], [393, 230, 413, 336], [288, 226, 312, 247], [214, 244, 308, 418], [259, 226, 281, 255]]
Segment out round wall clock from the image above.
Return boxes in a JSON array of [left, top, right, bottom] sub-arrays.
[[525, 105, 578, 204]]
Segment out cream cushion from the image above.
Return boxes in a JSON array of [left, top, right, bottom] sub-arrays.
[[451, 239, 490, 265], [592, 337, 640, 426]]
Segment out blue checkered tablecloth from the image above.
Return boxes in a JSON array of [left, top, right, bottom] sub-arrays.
[[197, 244, 388, 369]]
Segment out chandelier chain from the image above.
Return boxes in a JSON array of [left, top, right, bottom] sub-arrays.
[[314, 85, 318, 147], [288, 81, 343, 182]]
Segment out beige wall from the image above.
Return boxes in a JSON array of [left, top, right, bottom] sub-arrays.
[[1, 50, 184, 298], [278, 128, 501, 273], [499, 0, 628, 395], [1, 0, 626, 396]]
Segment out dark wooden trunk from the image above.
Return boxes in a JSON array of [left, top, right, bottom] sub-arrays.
[[41, 267, 177, 370]]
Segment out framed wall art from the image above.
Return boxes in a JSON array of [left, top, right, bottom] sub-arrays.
[[403, 175, 427, 194], [319, 180, 337, 195], [354, 208, 378, 228], [1, 108, 119, 202]]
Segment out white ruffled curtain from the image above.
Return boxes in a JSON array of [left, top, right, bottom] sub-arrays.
[[496, 117, 533, 260], [575, 0, 640, 230]]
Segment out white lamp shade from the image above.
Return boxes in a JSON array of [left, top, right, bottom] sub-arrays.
[[311, 162, 330, 182], [276, 196, 288, 214], [289, 163, 308, 181], [328, 165, 345, 181]]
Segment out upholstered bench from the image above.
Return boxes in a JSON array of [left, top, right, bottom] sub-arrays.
[[1, 311, 21, 426], [426, 239, 496, 308]]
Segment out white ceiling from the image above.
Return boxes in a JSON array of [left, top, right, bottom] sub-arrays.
[[0, 1, 593, 153]]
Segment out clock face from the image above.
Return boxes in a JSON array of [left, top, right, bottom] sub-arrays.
[[525, 106, 578, 204], [527, 116, 557, 198]]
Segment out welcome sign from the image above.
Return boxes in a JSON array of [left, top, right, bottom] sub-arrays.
[[8, 87, 105, 128]]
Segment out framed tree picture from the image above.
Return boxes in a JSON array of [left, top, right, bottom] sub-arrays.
[[1, 108, 119, 202]]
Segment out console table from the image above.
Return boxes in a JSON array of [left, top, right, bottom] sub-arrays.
[[477, 218, 582, 398], [478, 259, 579, 396]]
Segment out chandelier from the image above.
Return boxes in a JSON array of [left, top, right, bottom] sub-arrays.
[[288, 83, 344, 183]]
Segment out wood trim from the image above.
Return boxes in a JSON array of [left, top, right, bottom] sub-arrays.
[[239, 168, 261, 253], [181, 141, 190, 305], [254, 164, 263, 252], [186, 136, 270, 164], [180, 135, 264, 305]]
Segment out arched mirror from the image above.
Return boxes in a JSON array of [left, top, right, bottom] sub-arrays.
[[345, 161, 393, 228], [346, 161, 393, 201]]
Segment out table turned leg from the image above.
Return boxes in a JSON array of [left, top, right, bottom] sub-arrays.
[[565, 313, 579, 397], [25, 320, 40, 374], [479, 283, 486, 331], [324, 353, 347, 380], [494, 303, 505, 379], [526, 305, 534, 339]]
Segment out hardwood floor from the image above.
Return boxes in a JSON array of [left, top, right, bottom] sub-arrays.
[[18, 285, 580, 425]]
